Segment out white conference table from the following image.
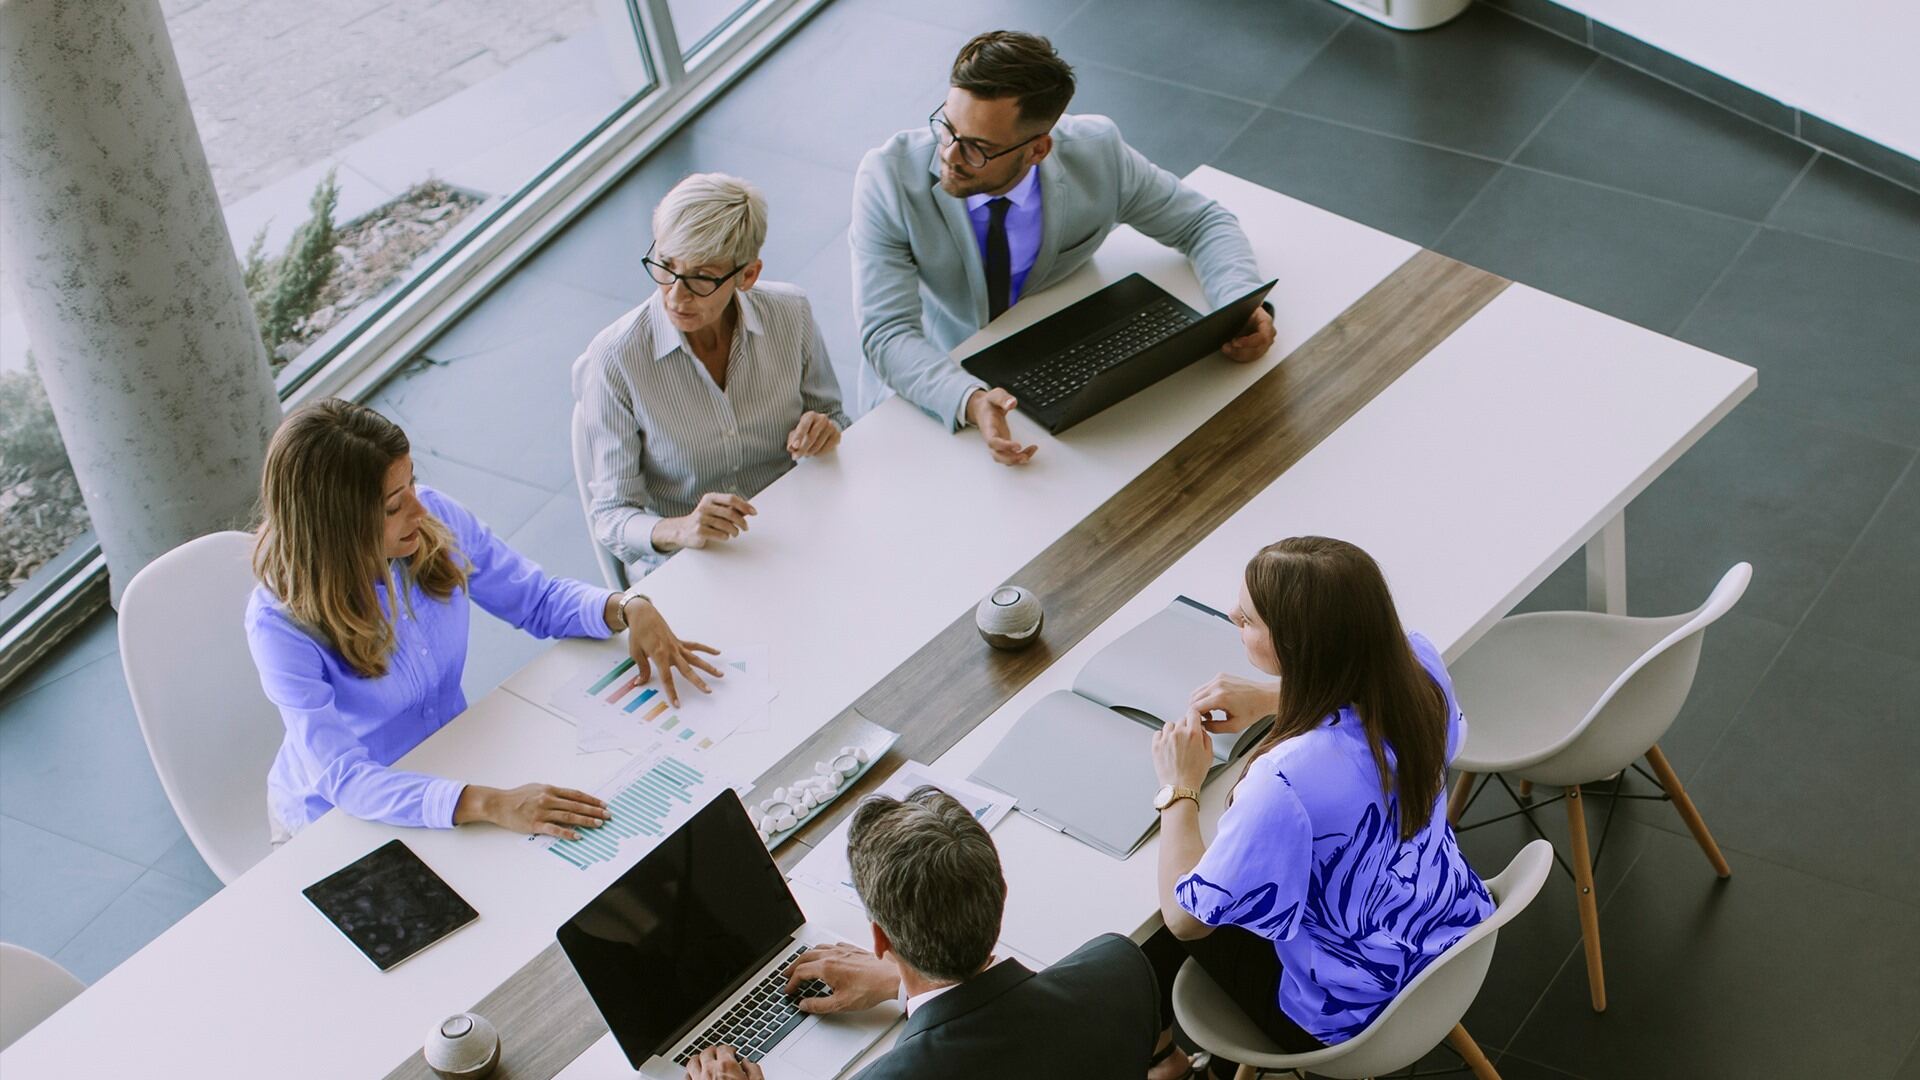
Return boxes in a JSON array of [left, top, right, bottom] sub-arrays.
[[1, 168, 1752, 1079]]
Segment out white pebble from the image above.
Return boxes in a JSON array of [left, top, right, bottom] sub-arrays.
[[774, 811, 798, 831], [759, 814, 776, 833], [855, 748, 870, 764], [770, 787, 788, 803], [829, 770, 847, 787]]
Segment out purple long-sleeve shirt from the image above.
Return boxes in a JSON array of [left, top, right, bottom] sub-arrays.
[[248, 486, 614, 833]]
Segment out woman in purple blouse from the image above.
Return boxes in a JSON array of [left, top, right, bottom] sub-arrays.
[[1143, 537, 1493, 1079], [248, 399, 722, 840]]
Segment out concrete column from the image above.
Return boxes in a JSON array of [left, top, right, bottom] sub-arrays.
[[0, 0, 282, 603]]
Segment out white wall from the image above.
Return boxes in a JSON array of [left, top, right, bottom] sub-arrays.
[[1559, 0, 1920, 161]]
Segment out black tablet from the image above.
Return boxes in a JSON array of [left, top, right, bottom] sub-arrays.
[[302, 839, 478, 972]]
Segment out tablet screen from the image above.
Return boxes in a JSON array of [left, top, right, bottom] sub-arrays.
[[302, 839, 478, 972]]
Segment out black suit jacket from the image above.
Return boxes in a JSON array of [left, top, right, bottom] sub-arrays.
[[849, 934, 1158, 1080]]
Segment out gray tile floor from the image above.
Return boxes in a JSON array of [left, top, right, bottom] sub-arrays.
[[4, 0, 1918, 1074]]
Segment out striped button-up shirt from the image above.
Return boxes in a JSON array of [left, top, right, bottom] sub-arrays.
[[571, 283, 850, 569]]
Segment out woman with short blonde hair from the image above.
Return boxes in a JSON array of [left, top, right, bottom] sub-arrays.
[[249, 399, 721, 839], [573, 171, 848, 574]]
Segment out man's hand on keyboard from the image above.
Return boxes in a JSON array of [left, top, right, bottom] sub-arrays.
[[786, 943, 900, 1014], [686, 1045, 763, 1080], [1220, 306, 1276, 364], [965, 388, 1038, 466]]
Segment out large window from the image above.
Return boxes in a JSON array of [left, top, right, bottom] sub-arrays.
[[0, 0, 816, 674]]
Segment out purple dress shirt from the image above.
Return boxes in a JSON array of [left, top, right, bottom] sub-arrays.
[[248, 486, 614, 833], [965, 165, 1042, 308]]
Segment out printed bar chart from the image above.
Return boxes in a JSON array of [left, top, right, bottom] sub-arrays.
[[550, 646, 773, 755], [543, 754, 708, 870]]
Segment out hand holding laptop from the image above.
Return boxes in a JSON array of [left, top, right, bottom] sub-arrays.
[[1220, 305, 1276, 364], [965, 387, 1038, 465]]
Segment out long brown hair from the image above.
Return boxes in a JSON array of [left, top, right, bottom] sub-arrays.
[[252, 399, 466, 678], [1238, 537, 1448, 841]]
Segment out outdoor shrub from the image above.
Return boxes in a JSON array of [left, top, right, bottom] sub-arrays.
[[250, 170, 340, 360]]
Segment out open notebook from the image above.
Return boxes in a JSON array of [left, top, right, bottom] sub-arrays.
[[970, 596, 1273, 859]]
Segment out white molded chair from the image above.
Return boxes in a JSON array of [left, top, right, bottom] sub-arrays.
[[570, 401, 631, 591], [1445, 563, 1749, 1012], [0, 943, 84, 1051], [119, 531, 283, 884], [1175, 839, 1553, 1080]]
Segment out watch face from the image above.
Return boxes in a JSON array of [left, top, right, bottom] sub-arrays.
[[1154, 784, 1173, 810]]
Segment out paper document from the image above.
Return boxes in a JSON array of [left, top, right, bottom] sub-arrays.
[[547, 644, 776, 754], [788, 761, 1014, 910], [530, 747, 717, 871]]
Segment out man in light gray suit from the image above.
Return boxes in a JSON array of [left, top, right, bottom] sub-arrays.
[[851, 30, 1277, 464]]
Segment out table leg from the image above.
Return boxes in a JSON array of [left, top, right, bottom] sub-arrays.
[[1585, 512, 1627, 615]]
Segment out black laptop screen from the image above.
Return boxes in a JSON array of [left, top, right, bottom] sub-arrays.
[[558, 790, 804, 1066]]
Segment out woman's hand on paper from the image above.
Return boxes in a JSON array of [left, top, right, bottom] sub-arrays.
[[624, 597, 723, 707], [1152, 712, 1213, 790], [786, 943, 899, 1014], [454, 783, 609, 840], [1186, 674, 1279, 735]]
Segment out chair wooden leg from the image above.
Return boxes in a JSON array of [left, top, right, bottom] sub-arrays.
[[1231, 1065, 1258, 1080], [1645, 744, 1731, 879], [1564, 786, 1607, 1012], [1447, 1023, 1501, 1080], [1447, 771, 1477, 825], [1518, 780, 1533, 799]]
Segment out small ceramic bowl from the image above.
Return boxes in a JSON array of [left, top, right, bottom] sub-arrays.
[[975, 585, 1044, 650], [424, 1013, 500, 1080]]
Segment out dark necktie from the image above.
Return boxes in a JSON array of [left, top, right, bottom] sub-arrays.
[[984, 196, 1012, 321]]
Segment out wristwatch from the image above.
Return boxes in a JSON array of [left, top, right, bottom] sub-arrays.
[[1154, 784, 1200, 812], [610, 587, 651, 630]]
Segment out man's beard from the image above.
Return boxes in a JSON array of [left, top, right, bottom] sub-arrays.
[[938, 165, 994, 198]]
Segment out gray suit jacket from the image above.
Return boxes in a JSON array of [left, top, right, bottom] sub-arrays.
[[848, 934, 1159, 1080], [850, 113, 1265, 428]]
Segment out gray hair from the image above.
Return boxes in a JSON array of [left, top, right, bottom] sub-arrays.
[[651, 172, 767, 270], [847, 786, 1005, 983]]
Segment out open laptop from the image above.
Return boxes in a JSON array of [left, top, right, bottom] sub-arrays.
[[960, 273, 1277, 434], [557, 790, 896, 1079]]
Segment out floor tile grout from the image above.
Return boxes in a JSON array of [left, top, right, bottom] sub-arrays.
[[1502, 52, 1599, 166], [1667, 220, 1763, 340], [1759, 150, 1822, 229]]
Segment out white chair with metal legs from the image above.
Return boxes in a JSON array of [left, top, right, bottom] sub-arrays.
[[1445, 563, 1749, 1013], [119, 531, 285, 884], [0, 943, 85, 1051], [570, 401, 631, 591], [1174, 839, 1553, 1080]]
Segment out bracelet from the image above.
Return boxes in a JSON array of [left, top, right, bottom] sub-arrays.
[[612, 588, 650, 630]]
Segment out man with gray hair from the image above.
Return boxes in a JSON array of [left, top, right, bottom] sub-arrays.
[[684, 786, 1159, 1079], [573, 172, 849, 575]]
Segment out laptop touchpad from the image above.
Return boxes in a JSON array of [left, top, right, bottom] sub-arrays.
[[782, 1012, 890, 1077]]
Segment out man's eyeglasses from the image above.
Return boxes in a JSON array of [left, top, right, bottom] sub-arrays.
[[642, 242, 746, 297], [928, 107, 1045, 170]]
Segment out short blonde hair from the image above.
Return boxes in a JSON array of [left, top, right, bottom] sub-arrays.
[[651, 172, 767, 270]]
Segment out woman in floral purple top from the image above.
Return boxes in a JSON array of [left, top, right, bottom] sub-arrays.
[[1144, 537, 1492, 1078]]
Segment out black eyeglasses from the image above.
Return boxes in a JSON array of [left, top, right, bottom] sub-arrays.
[[642, 242, 747, 297], [928, 107, 1045, 170]]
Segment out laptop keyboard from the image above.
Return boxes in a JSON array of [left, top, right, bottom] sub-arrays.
[[1006, 298, 1198, 410], [672, 944, 832, 1065]]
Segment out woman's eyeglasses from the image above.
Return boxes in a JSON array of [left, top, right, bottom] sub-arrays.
[[642, 242, 746, 297]]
